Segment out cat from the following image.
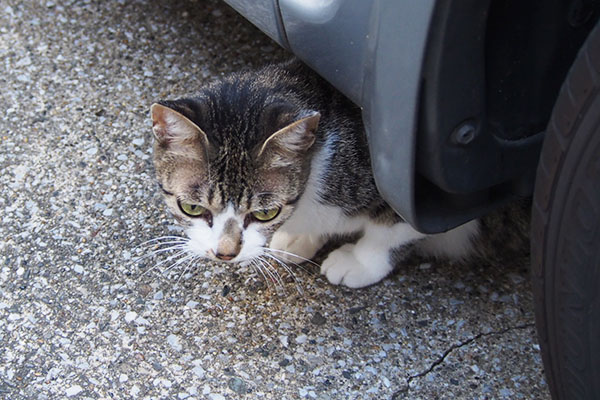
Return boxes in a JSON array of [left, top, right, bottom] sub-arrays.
[[149, 59, 528, 288]]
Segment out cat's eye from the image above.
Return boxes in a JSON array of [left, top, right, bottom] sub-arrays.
[[251, 207, 281, 222], [178, 201, 208, 217]]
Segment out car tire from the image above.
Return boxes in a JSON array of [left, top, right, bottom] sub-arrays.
[[530, 20, 600, 400]]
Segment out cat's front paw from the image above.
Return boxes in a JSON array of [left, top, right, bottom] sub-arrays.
[[268, 231, 324, 264], [321, 244, 391, 288]]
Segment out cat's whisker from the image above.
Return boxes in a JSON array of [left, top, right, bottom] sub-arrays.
[[249, 259, 273, 289], [243, 274, 255, 286], [261, 247, 321, 270], [262, 253, 297, 280], [265, 258, 286, 289], [148, 243, 189, 256], [162, 252, 197, 279], [146, 240, 189, 248], [256, 255, 287, 292], [265, 252, 314, 277], [138, 235, 187, 244], [253, 257, 276, 286], [134, 235, 188, 249], [164, 251, 197, 271], [149, 244, 188, 255], [267, 254, 300, 276], [133, 240, 188, 258], [132, 244, 188, 265], [261, 249, 319, 280], [137, 249, 189, 279], [254, 257, 282, 289], [262, 253, 305, 295], [175, 255, 201, 285]]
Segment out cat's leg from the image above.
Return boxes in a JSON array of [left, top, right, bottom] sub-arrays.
[[321, 221, 426, 288], [268, 231, 326, 264]]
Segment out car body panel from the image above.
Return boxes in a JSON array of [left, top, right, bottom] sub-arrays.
[[224, 0, 435, 230], [222, 0, 598, 233], [223, 0, 288, 47]]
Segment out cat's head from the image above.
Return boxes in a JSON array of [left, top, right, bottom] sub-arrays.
[[150, 87, 320, 264]]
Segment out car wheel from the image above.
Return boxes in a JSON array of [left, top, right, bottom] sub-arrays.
[[531, 20, 600, 400]]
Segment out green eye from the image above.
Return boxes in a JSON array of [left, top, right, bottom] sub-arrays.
[[251, 207, 281, 222], [178, 201, 207, 217]]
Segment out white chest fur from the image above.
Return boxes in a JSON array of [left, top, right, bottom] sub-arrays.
[[279, 137, 365, 237]]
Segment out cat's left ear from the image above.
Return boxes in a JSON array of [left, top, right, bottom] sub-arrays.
[[257, 111, 320, 162]]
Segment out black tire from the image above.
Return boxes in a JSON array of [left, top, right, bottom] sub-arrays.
[[531, 20, 600, 400]]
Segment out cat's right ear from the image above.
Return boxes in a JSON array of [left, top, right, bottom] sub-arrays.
[[257, 111, 320, 165], [150, 103, 209, 152]]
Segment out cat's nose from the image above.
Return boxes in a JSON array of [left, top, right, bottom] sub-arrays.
[[215, 219, 242, 261], [215, 252, 237, 261]]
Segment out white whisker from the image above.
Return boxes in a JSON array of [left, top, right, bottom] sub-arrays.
[[137, 249, 189, 279], [176, 255, 201, 285], [256, 255, 286, 291], [163, 252, 195, 272], [147, 240, 189, 248], [262, 247, 321, 270], [262, 253, 305, 295], [249, 259, 272, 289], [264, 251, 312, 275], [254, 257, 277, 286], [257, 257, 284, 288], [262, 253, 296, 278], [132, 244, 188, 264], [134, 236, 188, 249], [163, 253, 197, 278], [149, 243, 188, 255]]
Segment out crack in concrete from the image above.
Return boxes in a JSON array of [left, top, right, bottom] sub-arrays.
[[392, 322, 536, 399]]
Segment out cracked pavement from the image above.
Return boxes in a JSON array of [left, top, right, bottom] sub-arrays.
[[395, 322, 537, 398], [0, 0, 550, 399]]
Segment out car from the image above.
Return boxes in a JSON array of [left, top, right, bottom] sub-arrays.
[[222, 1, 600, 399]]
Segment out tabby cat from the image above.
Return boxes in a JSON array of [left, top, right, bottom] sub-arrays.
[[150, 60, 527, 288]]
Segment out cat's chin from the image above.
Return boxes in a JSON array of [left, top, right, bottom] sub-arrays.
[[202, 248, 259, 265], [187, 243, 263, 265]]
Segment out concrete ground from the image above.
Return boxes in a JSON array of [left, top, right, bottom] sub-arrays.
[[0, 0, 550, 399]]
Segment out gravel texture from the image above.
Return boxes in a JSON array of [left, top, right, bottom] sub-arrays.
[[0, 1, 550, 399]]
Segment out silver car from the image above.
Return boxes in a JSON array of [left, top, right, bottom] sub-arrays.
[[224, 1, 600, 399]]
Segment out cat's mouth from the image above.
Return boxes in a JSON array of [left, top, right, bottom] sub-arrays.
[[207, 249, 239, 263]]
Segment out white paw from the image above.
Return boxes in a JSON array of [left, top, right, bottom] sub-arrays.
[[268, 231, 324, 263], [320, 244, 392, 288]]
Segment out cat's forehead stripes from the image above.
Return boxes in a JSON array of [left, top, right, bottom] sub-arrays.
[[208, 147, 258, 209], [187, 182, 202, 195], [195, 181, 251, 213], [207, 185, 215, 206]]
